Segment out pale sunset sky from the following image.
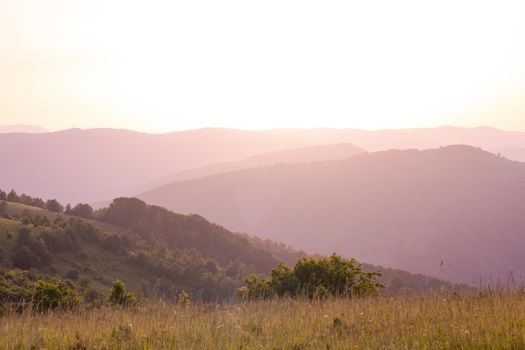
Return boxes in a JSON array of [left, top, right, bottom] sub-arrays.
[[1, 0, 524, 132]]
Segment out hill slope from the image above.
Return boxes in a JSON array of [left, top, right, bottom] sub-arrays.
[[0, 198, 455, 300], [135, 143, 366, 193], [139, 145, 525, 283], [0, 199, 279, 301]]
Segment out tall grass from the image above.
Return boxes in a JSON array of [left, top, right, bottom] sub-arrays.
[[1, 291, 525, 349]]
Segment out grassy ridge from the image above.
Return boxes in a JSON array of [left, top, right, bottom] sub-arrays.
[[1, 291, 525, 349]]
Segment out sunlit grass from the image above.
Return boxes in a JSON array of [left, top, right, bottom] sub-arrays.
[[2, 291, 525, 349]]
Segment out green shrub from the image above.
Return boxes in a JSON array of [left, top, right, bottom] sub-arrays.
[[32, 280, 80, 312], [178, 290, 191, 306], [12, 247, 40, 270], [240, 254, 383, 300], [108, 279, 136, 307]]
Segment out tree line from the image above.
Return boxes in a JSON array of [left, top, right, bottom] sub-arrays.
[[0, 188, 94, 219]]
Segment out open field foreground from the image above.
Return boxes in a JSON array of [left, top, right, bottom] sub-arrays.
[[1, 292, 525, 349]]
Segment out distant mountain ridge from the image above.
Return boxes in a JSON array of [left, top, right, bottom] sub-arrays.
[[135, 143, 366, 193], [138, 145, 525, 283], [3, 126, 525, 204], [0, 125, 48, 133]]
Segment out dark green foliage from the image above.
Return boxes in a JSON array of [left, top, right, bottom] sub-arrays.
[[0, 190, 6, 201], [45, 199, 63, 213], [101, 234, 123, 252], [0, 269, 36, 303], [14, 227, 52, 266], [12, 247, 40, 270], [27, 239, 52, 265], [32, 279, 79, 312], [239, 254, 383, 300], [32, 215, 51, 227], [16, 227, 32, 246], [41, 230, 78, 252], [100, 198, 277, 273], [65, 218, 100, 243], [108, 279, 136, 307], [7, 190, 19, 202], [68, 203, 94, 219]]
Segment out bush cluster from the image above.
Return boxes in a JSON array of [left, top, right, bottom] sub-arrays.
[[238, 254, 383, 300]]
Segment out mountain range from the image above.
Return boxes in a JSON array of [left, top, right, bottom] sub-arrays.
[[138, 145, 525, 283], [3, 126, 525, 204]]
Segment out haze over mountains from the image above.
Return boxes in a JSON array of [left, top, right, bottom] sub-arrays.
[[139, 145, 525, 283], [136, 143, 366, 193], [3, 126, 525, 205], [0, 125, 48, 134]]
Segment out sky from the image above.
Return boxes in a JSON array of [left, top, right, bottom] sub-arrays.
[[1, 0, 525, 133]]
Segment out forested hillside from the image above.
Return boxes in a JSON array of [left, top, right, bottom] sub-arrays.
[[0, 191, 458, 302], [138, 145, 525, 283]]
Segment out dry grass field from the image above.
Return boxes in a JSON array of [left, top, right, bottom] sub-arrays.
[[1, 290, 525, 349]]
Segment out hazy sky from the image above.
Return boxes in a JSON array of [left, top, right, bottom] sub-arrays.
[[1, 0, 525, 132]]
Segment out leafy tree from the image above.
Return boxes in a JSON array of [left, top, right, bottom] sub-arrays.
[[32, 280, 79, 312], [31, 197, 46, 209], [28, 239, 52, 265], [12, 246, 40, 270], [7, 189, 19, 202], [239, 254, 383, 300], [108, 279, 137, 307], [41, 230, 77, 252], [16, 227, 32, 247], [46, 199, 64, 213], [69, 203, 94, 219], [0, 190, 6, 200], [18, 194, 34, 206]]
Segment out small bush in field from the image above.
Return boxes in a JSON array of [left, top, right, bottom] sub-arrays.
[[178, 290, 191, 306], [108, 279, 136, 307], [32, 280, 80, 312]]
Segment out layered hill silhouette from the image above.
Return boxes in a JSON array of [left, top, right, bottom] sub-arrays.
[[135, 143, 366, 193], [496, 148, 525, 162], [139, 145, 525, 283], [3, 126, 525, 204]]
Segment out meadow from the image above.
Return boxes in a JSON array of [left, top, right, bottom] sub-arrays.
[[1, 290, 525, 349]]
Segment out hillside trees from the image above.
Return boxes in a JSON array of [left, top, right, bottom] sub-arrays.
[[12, 227, 52, 268], [239, 254, 383, 300], [45, 199, 63, 213], [66, 203, 94, 219], [32, 280, 80, 312], [7, 190, 18, 202], [12, 247, 41, 270]]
